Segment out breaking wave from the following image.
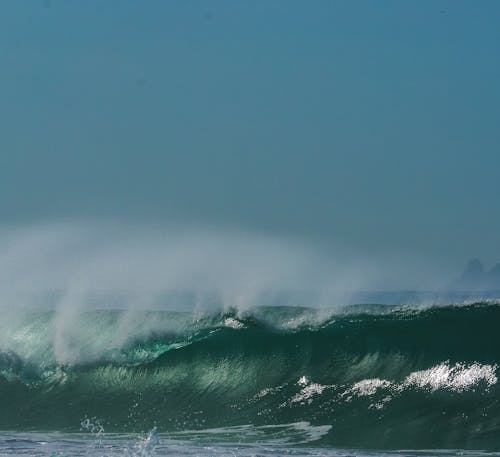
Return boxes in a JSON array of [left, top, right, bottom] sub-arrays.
[[1, 302, 500, 450]]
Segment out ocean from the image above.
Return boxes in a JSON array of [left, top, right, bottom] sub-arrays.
[[1, 302, 499, 456]]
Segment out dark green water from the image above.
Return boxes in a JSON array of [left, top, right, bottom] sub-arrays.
[[1, 303, 499, 450]]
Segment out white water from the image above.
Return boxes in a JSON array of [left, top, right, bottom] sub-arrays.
[[2, 430, 499, 457]]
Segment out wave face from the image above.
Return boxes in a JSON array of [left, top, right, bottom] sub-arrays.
[[1, 302, 500, 450]]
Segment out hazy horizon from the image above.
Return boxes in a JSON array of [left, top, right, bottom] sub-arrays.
[[1, 1, 500, 298]]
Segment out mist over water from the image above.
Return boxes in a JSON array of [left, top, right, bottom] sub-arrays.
[[0, 220, 476, 369], [0, 221, 452, 311], [1, 222, 499, 454]]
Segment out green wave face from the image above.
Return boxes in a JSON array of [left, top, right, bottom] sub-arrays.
[[0, 303, 499, 450]]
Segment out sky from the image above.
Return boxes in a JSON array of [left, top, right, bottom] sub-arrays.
[[0, 0, 499, 289]]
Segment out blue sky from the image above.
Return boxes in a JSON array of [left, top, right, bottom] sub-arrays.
[[1, 0, 499, 271]]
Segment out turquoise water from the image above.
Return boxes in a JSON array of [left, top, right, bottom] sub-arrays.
[[1, 302, 499, 454]]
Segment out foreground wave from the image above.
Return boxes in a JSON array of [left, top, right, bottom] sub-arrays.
[[1, 302, 499, 450]]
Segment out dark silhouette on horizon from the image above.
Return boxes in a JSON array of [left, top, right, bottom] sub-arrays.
[[451, 258, 500, 291]]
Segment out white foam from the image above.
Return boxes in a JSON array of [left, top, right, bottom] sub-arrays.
[[223, 317, 245, 329], [297, 376, 309, 386], [254, 385, 282, 399], [346, 378, 393, 397], [402, 362, 498, 392], [340, 362, 498, 409], [290, 376, 332, 405]]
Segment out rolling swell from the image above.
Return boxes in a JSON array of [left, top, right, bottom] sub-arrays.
[[0, 303, 499, 449]]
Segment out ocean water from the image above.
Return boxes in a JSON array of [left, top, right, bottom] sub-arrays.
[[1, 302, 500, 456]]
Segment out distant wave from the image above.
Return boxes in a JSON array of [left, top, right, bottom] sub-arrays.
[[1, 302, 500, 449]]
